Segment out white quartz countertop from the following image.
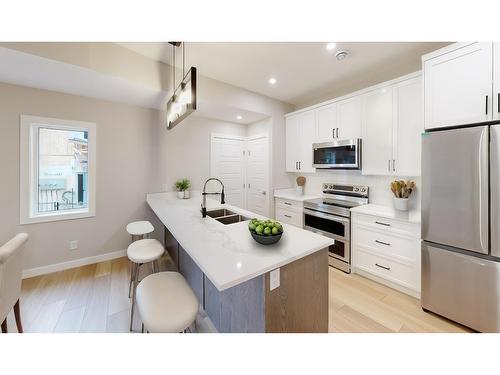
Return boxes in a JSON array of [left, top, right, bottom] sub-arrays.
[[147, 191, 333, 291], [350, 204, 421, 224], [274, 188, 321, 202]]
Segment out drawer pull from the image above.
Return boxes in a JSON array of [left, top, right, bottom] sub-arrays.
[[375, 263, 391, 271], [284, 214, 292, 218], [375, 221, 391, 227], [375, 240, 391, 246], [284, 202, 292, 205]]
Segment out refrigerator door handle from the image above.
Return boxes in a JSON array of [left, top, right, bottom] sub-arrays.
[[491, 126, 500, 258], [478, 127, 489, 253]]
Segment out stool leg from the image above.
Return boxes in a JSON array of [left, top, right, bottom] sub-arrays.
[[130, 263, 140, 332], [154, 260, 160, 273], [14, 299, 23, 333], [1, 318, 7, 333], [128, 262, 135, 298]]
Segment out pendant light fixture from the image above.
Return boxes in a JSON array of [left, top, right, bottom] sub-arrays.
[[166, 42, 197, 129]]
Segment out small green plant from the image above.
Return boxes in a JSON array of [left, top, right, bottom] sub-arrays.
[[175, 178, 191, 192]]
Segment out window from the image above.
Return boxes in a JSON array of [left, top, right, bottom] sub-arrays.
[[20, 115, 96, 224]]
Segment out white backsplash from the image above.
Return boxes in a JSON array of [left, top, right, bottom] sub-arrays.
[[290, 170, 421, 211]]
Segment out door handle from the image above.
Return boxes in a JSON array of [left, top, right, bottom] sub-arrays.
[[375, 239, 391, 246], [498, 93, 500, 113], [295, 161, 298, 170], [375, 263, 391, 271], [332, 129, 335, 138], [299, 161, 301, 170], [375, 221, 391, 227], [284, 214, 292, 218], [393, 159, 396, 172], [486, 95, 489, 115], [336, 128, 339, 138], [284, 202, 292, 205]]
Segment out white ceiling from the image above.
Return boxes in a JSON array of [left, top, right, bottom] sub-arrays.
[[118, 42, 449, 106]]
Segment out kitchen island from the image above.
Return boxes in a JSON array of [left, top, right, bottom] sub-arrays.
[[147, 192, 333, 333]]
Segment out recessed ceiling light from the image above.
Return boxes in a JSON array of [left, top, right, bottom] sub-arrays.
[[236, 115, 243, 120], [326, 42, 337, 51], [268, 77, 277, 85]]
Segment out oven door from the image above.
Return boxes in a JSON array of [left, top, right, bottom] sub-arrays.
[[303, 208, 350, 264], [313, 139, 361, 169]]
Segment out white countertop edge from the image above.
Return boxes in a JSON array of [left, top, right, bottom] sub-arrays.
[[350, 204, 421, 224], [147, 192, 333, 291], [273, 188, 321, 202]]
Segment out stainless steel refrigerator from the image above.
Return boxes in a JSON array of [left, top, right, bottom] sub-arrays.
[[422, 125, 500, 332]]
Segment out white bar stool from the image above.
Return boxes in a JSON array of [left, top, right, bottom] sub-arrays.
[[126, 221, 154, 298], [127, 238, 164, 331], [136, 272, 198, 333]]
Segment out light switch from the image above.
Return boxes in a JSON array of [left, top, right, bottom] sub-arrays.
[[270, 268, 280, 291]]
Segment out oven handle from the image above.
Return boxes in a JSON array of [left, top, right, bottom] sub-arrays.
[[304, 225, 349, 243], [303, 208, 350, 224]]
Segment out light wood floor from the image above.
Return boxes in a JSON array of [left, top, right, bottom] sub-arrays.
[[3, 258, 472, 333]]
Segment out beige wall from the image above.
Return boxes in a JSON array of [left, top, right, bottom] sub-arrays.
[[0, 82, 163, 271], [157, 115, 247, 192]]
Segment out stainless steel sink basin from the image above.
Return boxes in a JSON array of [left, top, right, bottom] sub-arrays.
[[206, 208, 236, 218], [215, 214, 251, 225]]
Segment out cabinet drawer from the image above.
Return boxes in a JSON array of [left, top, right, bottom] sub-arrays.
[[275, 206, 303, 228], [275, 197, 303, 211], [353, 225, 419, 263], [353, 247, 419, 291], [353, 213, 419, 237]]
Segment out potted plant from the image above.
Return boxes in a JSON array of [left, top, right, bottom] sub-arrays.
[[390, 180, 416, 211], [175, 178, 191, 199]]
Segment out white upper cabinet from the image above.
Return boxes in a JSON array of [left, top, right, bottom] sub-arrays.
[[361, 87, 394, 175], [336, 96, 362, 139], [423, 42, 493, 129], [362, 75, 423, 176], [494, 42, 500, 122], [316, 103, 337, 142], [285, 112, 316, 173], [299, 111, 316, 173], [393, 77, 423, 176], [316, 97, 361, 142], [285, 115, 301, 172]]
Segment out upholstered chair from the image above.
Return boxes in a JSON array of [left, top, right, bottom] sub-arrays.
[[0, 233, 29, 333]]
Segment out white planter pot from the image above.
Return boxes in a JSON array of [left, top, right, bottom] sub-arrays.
[[183, 190, 190, 199], [393, 197, 409, 211], [177, 191, 184, 199]]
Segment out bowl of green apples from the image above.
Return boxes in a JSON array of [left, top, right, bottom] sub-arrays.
[[248, 218, 283, 245]]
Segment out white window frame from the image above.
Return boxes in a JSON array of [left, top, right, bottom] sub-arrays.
[[20, 115, 96, 224]]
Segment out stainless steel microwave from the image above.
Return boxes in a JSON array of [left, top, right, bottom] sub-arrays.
[[312, 139, 361, 169]]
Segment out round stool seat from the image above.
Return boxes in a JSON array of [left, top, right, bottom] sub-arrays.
[[127, 239, 164, 264], [126, 221, 154, 236], [136, 272, 198, 333]]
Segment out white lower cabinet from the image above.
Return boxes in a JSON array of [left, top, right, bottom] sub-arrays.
[[274, 197, 304, 228], [351, 212, 421, 297]]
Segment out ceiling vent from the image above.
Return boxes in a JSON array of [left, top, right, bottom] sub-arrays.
[[335, 50, 349, 61]]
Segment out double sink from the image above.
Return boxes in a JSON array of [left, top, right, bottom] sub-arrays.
[[206, 208, 251, 225]]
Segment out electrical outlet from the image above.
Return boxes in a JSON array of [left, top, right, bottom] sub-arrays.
[[270, 268, 280, 291], [69, 240, 78, 250]]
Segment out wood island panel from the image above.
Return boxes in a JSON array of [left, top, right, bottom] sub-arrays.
[[264, 248, 329, 333]]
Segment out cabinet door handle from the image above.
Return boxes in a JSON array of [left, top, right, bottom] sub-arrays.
[[284, 214, 292, 218], [498, 93, 500, 113], [336, 128, 339, 138], [295, 161, 298, 170], [393, 159, 396, 172], [375, 263, 391, 271], [486, 95, 489, 115], [299, 161, 301, 170], [388, 160, 391, 172], [332, 129, 335, 138], [284, 202, 292, 205], [375, 221, 391, 227], [375, 240, 391, 246]]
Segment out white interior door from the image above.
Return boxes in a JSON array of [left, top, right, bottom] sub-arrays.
[[210, 135, 246, 208], [246, 135, 269, 216]]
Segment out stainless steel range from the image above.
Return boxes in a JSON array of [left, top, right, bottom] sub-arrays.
[[303, 183, 369, 273]]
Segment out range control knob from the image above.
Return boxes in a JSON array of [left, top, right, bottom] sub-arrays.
[[354, 187, 359, 192], [360, 188, 366, 193]]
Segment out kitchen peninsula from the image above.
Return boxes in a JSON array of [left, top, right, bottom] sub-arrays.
[[147, 192, 333, 333]]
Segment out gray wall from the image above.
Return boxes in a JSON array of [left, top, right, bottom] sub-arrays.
[[0, 82, 163, 271]]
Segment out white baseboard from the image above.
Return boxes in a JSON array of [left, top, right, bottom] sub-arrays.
[[22, 249, 127, 279]]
